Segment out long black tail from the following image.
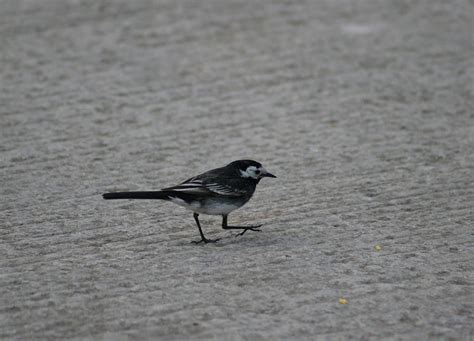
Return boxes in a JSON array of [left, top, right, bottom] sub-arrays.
[[103, 191, 172, 200]]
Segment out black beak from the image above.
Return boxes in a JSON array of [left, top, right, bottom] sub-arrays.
[[262, 172, 277, 178]]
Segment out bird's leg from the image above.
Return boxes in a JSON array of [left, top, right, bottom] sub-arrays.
[[191, 213, 220, 244], [221, 215, 262, 237]]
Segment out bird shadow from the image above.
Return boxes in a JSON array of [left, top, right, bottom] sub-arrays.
[[170, 228, 294, 248]]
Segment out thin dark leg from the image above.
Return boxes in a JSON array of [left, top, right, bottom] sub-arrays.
[[221, 215, 262, 237], [191, 213, 220, 244]]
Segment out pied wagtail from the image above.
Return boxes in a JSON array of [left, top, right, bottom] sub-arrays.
[[103, 160, 276, 244]]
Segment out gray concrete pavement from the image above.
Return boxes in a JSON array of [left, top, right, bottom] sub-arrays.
[[1, 0, 473, 339]]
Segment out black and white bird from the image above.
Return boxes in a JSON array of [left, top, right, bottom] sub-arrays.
[[102, 160, 276, 244]]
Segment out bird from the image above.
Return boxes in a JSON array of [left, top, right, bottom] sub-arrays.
[[102, 160, 276, 244]]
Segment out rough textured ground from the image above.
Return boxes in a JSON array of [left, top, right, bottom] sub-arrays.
[[1, 0, 473, 339]]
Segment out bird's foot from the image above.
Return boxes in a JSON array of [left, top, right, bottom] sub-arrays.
[[191, 237, 220, 244], [235, 225, 263, 237]]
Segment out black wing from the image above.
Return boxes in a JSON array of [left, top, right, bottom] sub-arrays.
[[162, 172, 246, 197]]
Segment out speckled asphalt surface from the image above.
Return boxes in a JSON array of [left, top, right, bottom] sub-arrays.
[[1, 0, 473, 339]]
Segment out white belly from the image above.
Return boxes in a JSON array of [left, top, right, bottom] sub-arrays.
[[170, 197, 241, 215]]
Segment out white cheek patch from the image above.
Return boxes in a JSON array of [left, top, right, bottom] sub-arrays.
[[240, 169, 250, 178], [240, 166, 261, 179]]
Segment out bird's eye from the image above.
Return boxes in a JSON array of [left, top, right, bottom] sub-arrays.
[[254, 170, 261, 174]]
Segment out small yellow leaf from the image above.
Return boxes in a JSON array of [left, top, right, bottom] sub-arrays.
[[339, 298, 348, 305], [375, 245, 382, 251]]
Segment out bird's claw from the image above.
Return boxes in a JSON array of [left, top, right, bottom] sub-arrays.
[[235, 226, 263, 237]]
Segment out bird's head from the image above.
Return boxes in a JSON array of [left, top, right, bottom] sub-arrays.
[[227, 160, 277, 181]]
